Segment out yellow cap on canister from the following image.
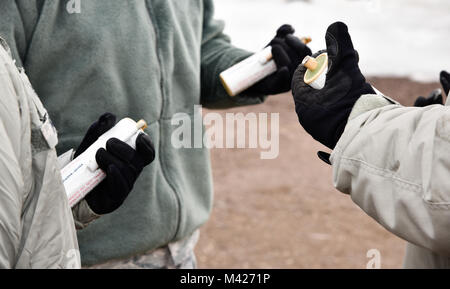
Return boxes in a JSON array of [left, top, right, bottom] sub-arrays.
[[302, 53, 328, 85], [302, 56, 318, 70], [136, 119, 148, 130], [300, 36, 312, 45]]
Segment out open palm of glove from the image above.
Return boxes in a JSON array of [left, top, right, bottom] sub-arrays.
[[74, 113, 155, 214], [291, 22, 375, 149], [246, 24, 312, 96]]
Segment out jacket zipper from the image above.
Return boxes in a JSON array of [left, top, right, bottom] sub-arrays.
[[145, 0, 183, 242]]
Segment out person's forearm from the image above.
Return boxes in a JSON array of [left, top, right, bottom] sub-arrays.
[[332, 103, 450, 256]]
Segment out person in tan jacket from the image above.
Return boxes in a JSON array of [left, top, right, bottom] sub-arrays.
[[292, 21, 450, 268], [0, 37, 155, 268]]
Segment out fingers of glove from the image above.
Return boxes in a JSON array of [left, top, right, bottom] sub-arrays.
[[285, 34, 312, 58], [96, 148, 123, 170], [96, 147, 137, 179], [428, 89, 444, 105], [325, 22, 357, 73], [267, 66, 291, 94], [96, 148, 137, 192], [251, 66, 291, 95], [85, 182, 114, 215], [105, 138, 137, 164], [268, 37, 288, 50], [106, 164, 132, 202], [271, 44, 291, 69], [135, 133, 156, 166], [104, 134, 155, 168], [291, 64, 308, 97], [440, 70, 450, 96], [74, 113, 117, 158], [414, 96, 428, 107], [85, 113, 117, 141], [325, 22, 355, 58], [97, 112, 117, 131], [435, 94, 444, 105], [85, 166, 130, 214], [275, 24, 295, 38]]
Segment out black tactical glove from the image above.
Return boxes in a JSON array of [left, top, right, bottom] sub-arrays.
[[440, 70, 450, 96], [414, 89, 443, 107], [74, 113, 155, 214], [414, 70, 450, 107], [246, 24, 312, 95], [292, 22, 375, 150]]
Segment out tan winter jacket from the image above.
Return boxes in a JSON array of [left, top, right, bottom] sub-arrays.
[[0, 39, 96, 268], [331, 92, 450, 268]]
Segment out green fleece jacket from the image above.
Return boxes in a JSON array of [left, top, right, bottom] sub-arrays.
[[0, 0, 265, 266]]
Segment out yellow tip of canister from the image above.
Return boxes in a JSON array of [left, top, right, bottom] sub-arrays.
[[302, 56, 318, 70], [301, 36, 312, 45], [137, 119, 148, 130], [302, 53, 329, 88], [220, 73, 237, 97]]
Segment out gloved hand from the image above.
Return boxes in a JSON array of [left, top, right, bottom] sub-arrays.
[[291, 22, 375, 150], [414, 70, 450, 107], [246, 24, 312, 96], [440, 70, 450, 96], [74, 113, 155, 214], [414, 89, 443, 107]]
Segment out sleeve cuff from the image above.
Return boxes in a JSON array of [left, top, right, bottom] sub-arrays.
[[72, 199, 101, 230], [202, 48, 269, 109], [348, 94, 395, 121]]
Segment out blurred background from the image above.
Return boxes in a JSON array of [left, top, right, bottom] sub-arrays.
[[195, 0, 450, 268]]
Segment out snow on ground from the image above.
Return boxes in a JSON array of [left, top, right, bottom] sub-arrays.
[[213, 0, 450, 81]]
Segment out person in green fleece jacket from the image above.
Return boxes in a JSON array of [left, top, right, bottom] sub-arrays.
[[0, 0, 311, 268]]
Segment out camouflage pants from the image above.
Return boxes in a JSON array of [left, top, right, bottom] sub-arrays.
[[86, 230, 199, 269]]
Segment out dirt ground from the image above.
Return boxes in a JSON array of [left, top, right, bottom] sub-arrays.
[[195, 77, 443, 269]]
